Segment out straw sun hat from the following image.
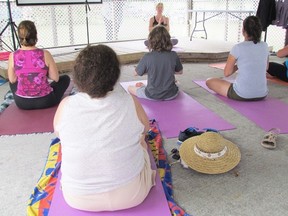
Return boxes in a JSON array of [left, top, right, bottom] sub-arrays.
[[179, 132, 241, 174]]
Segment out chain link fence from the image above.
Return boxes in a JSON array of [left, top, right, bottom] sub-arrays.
[[0, 0, 286, 51]]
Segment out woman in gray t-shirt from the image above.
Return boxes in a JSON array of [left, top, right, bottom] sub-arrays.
[[206, 16, 269, 101], [128, 26, 183, 101]]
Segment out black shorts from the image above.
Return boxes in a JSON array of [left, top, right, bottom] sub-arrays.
[[227, 84, 266, 101]]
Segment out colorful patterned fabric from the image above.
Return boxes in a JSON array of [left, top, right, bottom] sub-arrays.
[[148, 120, 191, 216], [27, 138, 61, 216], [0, 90, 14, 113], [27, 120, 190, 216], [14, 49, 52, 97]]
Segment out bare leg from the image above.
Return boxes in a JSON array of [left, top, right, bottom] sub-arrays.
[[266, 72, 274, 79], [128, 82, 145, 96], [206, 78, 231, 97], [131, 95, 150, 133], [140, 134, 148, 150], [128, 86, 137, 96]]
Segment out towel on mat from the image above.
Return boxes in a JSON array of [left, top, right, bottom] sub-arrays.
[[0, 90, 14, 113], [27, 120, 190, 216]]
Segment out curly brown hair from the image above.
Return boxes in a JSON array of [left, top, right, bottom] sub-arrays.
[[73, 45, 120, 98], [18, 20, 38, 46], [148, 25, 172, 51]]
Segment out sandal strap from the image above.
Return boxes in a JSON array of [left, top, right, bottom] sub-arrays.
[[268, 128, 280, 135], [263, 133, 277, 141], [262, 128, 280, 147]]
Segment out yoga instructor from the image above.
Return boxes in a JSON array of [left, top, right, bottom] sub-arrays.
[[145, 2, 178, 46]]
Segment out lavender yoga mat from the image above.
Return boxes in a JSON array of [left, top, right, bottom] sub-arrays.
[[48, 149, 171, 216], [194, 80, 288, 134], [0, 82, 73, 136], [120, 81, 235, 138]]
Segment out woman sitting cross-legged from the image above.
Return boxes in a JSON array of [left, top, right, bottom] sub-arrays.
[[129, 25, 183, 101], [8, 20, 70, 110], [144, 2, 178, 47], [267, 45, 288, 82], [54, 45, 156, 212], [206, 16, 269, 101]]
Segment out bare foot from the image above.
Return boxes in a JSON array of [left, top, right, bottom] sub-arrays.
[[136, 82, 145, 87]]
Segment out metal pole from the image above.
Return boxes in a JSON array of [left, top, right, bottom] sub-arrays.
[[50, 6, 58, 47], [237, 0, 243, 42], [224, 0, 229, 41], [85, 0, 91, 45], [7, 0, 17, 50], [187, 0, 193, 38], [68, 6, 74, 45]]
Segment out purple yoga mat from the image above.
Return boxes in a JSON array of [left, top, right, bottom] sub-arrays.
[[0, 83, 73, 136], [48, 148, 171, 216], [120, 81, 235, 138], [194, 80, 288, 134]]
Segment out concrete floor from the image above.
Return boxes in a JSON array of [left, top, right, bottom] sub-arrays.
[[0, 59, 288, 216]]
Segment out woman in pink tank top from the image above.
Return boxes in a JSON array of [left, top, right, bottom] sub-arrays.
[[7, 20, 70, 110]]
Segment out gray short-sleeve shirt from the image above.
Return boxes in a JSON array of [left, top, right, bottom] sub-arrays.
[[136, 51, 183, 100]]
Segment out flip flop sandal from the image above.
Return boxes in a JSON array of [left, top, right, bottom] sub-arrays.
[[261, 128, 280, 149]]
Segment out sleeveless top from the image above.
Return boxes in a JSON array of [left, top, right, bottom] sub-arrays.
[[55, 91, 145, 195], [13, 49, 53, 98], [152, 16, 167, 27]]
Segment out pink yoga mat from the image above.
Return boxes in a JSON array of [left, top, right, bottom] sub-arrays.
[[48, 149, 171, 216], [120, 81, 235, 138], [194, 80, 288, 134], [0, 51, 10, 61], [0, 83, 73, 136]]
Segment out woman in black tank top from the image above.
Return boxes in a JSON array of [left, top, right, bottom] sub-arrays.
[[145, 3, 178, 47], [152, 16, 167, 27], [149, 3, 169, 32]]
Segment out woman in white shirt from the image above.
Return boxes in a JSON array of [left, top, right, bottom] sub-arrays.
[[54, 45, 156, 212]]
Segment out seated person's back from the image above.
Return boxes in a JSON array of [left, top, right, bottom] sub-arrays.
[[8, 20, 70, 110], [54, 45, 156, 212], [232, 40, 268, 98], [137, 50, 181, 99], [129, 26, 183, 100], [206, 16, 268, 101], [58, 91, 145, 193]]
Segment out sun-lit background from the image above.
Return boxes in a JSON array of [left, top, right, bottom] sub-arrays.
[[0, 0, 286, 50]]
